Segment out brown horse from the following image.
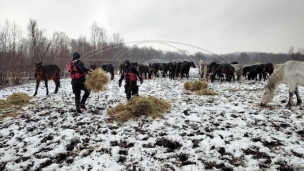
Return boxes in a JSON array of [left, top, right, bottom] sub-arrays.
[[34, 62, 61, 96]]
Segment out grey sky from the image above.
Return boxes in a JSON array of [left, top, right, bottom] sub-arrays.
[[0, 0, 303, 54]]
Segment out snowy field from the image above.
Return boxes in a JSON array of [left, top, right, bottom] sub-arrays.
[[0, 68, 304, 171]]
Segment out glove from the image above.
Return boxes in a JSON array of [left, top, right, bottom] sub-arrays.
[[119, 81, 122, 87]]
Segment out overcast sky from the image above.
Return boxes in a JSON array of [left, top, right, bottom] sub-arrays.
[[0, 0, 303, 54]]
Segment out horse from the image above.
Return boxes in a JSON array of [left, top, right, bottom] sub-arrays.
[[208, 62, 235, 82], [34, 62, 61, 96], [178, 61, 196, 79], [138, 64, 152, 79], [199, 60, 207, 79], [260, 60, 304, 109], [90, 64, 115, 80]]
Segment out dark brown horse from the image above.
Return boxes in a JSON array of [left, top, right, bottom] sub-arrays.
[[90, 64, 115, 80], [34, 62, 61, 96]]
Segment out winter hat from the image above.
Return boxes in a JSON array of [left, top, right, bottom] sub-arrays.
[[73, 52, 81, 60]]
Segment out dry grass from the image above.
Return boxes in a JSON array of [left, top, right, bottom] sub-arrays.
[[0, 112, 19, 120], [184, 81, 208, 91], [183, 80, 218, 96], [196, 89, 219, 95], [0, 92, 30, 120], [108, 96, 171, 123], [85, 68, 110, 92], [6, 92, 31, 105], [0, 99, 11, 110]]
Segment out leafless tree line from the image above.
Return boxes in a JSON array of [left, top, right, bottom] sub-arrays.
[[0, 19, 126, 86], [1, 19, 303, 87]]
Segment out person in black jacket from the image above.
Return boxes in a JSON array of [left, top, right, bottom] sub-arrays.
[[119, 59, 143, 100], [69, 52, 92, 113]]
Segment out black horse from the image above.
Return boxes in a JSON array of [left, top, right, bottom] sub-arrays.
[[138, 64, 152, 79], [34, 62, 61, 96], [91, 64, 115, 80]]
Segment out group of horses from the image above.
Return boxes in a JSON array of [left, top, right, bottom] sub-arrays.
[[117, 61, 196, 80], [198, 60, 275, 83], [33, 59, 304, 110], [33, 61, 197, 96]]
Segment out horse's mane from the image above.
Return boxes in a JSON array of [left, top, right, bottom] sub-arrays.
[[266, 64, 284, 90]]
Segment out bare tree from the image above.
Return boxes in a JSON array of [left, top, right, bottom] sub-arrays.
[[90, 21, 108, 59], [0, 20, 26, 84], [27, 19, 54, 63]]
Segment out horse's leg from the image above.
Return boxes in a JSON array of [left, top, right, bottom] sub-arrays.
[[54, 78, 58, 94], [33, 80, 40, 96], [286, 83, 297, 109], [294, 86, 302, 106], [45, 80, 49, 95]]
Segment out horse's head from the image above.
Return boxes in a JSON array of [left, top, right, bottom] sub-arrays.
[[260, 85, 275, 106], [190, 61, 196, 68], [35, 62, 43, 78], [90, 64, 97, 70]]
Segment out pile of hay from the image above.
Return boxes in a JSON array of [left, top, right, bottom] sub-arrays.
[[196, 89, 218, 95], [85, 68, 110, 92], [6, 92, 32, 105], [108, 96, 171, 122], [184, 80, 208, 91], [184, 80, 218, 96], [0, 92, 31, 112], [0, 99, 10, 110]]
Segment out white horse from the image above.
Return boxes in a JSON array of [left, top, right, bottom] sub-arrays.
[[198, 60, 208, 80], [230, 64, 243, 81], [260, 60, 304, 109]]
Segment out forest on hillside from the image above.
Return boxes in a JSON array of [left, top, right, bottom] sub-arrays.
[[0, 19, 303, 86]]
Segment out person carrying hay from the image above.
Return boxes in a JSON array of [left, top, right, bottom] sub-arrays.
[[119, 59, 143, 100], [67, 52, 93, 113]]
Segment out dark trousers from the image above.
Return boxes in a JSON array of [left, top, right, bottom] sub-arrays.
[[72, 84, 90, 108], [124, 81, 138, 100]]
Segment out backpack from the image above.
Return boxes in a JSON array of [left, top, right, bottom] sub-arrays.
[[66, 61, 85, 79], [66, 61, 75, 73]]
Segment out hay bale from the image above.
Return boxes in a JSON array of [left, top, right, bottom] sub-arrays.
[[196, 89, 218, 96], [108, 96, 171, 122], [184, 80, 208, 91], [85, 68, 110, 92], [6, 93, 31, 106]]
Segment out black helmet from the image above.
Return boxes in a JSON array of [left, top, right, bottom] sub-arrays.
[[73, 52, 81, 60], [123, 59, 130, 65]]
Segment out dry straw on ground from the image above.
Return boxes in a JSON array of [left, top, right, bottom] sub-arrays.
[[196, 89, 219, 95], [0, 93, 31, 120], [85, 68, 110, 92], [184, 80, 208, 91], [184, 80, 218, 95], [6, 92, 32, 105], [108, 96, 171, 123]]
